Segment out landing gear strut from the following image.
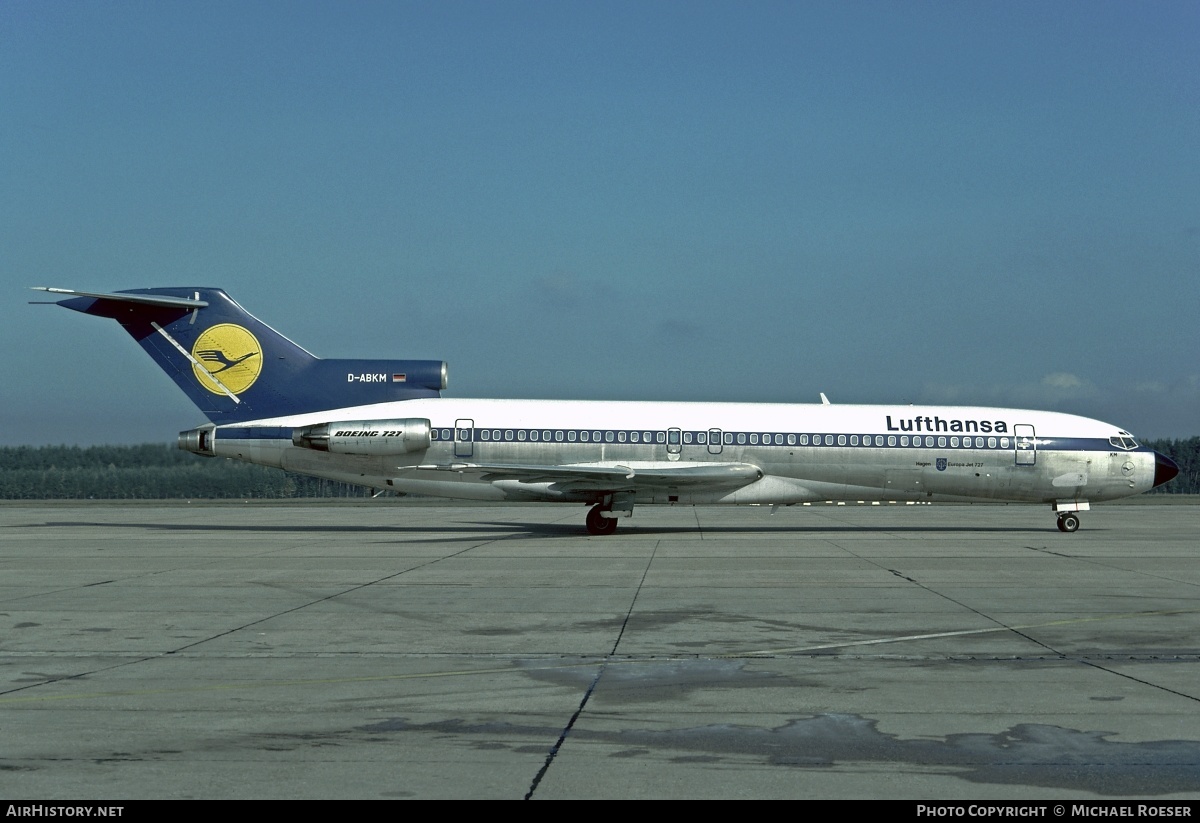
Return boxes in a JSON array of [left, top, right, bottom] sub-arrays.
[[1056, 512, 1080, 533], [585, 504, 618, 536]]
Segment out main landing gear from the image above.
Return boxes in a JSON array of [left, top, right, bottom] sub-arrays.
[[585, 504, 618, 536], [1056, 512, 1080, 533]]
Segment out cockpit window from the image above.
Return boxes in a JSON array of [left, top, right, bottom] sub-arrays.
[[1108, 432, 1139, 450]]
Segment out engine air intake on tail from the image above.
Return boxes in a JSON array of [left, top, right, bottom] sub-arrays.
[[292, 419, 432, 455]]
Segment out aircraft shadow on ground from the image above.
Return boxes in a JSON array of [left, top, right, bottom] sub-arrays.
[[33, 520, 1067, 536]]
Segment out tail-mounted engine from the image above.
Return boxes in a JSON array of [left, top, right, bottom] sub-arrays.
[[292, 418, 432, 455], [178, 426, 216, 456]]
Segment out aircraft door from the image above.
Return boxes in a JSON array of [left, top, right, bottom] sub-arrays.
[[667, 427, 682, 461], [455, 418, 474, 458], [708, 428, 723, 455], [1014, 424, 1036, 466]]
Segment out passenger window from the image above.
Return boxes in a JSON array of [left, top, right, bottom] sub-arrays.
[[988, 437, 996, 449], [750, 434, 758, 445], [580, 431, 589, 442], [799, 435, 808, 445], [825, 435, 834, 445], [850, 435, 859, 446], [442, 429, 452, 440], [787, 434, 796, 445], [888, 436, 896, 446], [683, 432, 692, 444], [838, 435, 847, 446], [430, 429, 439, 440], [644, 431, 652, 442], [555, 430, 563, 442], [593, 431, 602, 442], [505, 430, 513, 441], [530, 431, 539, 442], [605, 431, 614, 443], [901, 436, 909, 446], [698, 432, 707, 444], [775, 434, 783, 445], [737, 433, 746, 444], [631, 431, 640, 443], [618, 431, 627, 442], [568, 430, 577, 442], [938, 437, 946, 447], [1000, 437, 1009, 449], [518, 430, 527, 441], [724, 432, 733, 444], [950, 437, 959, 447], [480, 430, 490, 441]]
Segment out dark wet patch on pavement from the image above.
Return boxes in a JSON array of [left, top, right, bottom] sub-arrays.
[[358, 712, 1200, 795]]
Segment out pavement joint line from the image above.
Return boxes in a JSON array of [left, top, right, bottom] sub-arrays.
[[736, 607, 1200, 657], [1078, 658, 1200, 703], [832, 538, 1076, 659], [524, 539, 661, 800], [1022, 544, 1200, 590], [4, 608, 1197, 706], [0, 534, 523, 701], [158, 537, 503, 658]]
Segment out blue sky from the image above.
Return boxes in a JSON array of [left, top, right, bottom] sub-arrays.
[[2, 1, 1197, 445]]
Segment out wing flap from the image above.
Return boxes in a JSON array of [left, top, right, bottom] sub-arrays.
[[409, 461, 762, 492]]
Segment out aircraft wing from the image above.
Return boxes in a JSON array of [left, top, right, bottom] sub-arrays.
[[410, 461, 763, 492]]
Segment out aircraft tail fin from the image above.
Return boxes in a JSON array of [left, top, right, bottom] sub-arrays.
[[35, 287, 446, 423]]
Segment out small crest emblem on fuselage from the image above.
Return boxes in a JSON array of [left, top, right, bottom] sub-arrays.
[[191, 323, 262, 395], [936, 458, 947, 471]]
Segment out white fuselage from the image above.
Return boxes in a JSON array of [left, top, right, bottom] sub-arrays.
[[196, 398, 1157, 508]]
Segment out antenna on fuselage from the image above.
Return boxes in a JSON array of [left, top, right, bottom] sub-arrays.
[[820, 393, 831, 405]]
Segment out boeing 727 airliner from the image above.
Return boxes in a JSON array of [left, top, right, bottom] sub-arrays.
[[34, 287, 1179, 533]]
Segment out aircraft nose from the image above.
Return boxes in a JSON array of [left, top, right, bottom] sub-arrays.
[[1153, 451, 1180, 488]]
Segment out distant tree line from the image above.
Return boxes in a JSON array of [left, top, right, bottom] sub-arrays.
[[0, 444, 385, 499], [1144, 437, 1200, 494], [0, 439, 1195, 499]]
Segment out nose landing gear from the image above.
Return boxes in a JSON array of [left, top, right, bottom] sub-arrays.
[[1056, 512, 1080, 533]]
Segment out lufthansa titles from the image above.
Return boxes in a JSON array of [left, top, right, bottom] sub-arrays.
[[886, 415, 1008, 434]]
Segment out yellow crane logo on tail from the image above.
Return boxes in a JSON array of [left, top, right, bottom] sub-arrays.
[[190, 324, 262, 395]]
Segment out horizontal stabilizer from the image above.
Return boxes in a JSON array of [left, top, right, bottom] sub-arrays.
[[31, 287, 208, 309]]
